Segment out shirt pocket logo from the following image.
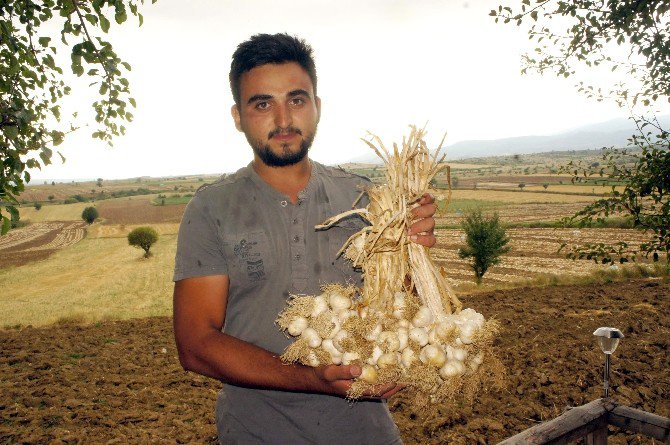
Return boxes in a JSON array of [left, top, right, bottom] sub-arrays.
[[227, 231, 275, 284]]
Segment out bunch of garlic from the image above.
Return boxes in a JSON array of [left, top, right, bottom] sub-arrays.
[[278, 287, 491, 388]]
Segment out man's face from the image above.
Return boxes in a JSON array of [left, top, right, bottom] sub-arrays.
[[232, 62, 321, 167]]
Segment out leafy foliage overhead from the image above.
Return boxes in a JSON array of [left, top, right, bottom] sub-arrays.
[[491, 0, 670, 106], [494, 0, 669, 264], [1, 0, 154, 234], [561, 117, 669, 263]]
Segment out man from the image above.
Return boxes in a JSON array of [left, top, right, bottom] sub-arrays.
[[173, 33, 437, 444]]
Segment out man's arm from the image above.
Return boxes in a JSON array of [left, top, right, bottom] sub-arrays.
[[173, 275, 402, 398]]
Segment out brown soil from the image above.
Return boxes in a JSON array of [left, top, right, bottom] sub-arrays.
[[97, 200, 186, 225], [1, 279, 667, 444]]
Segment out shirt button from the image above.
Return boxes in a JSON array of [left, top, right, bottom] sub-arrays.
[[294, 254, 301, 261], [280, 200, 288, 207], [293, 235, 300, 243]]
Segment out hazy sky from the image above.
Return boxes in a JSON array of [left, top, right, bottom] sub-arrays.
[[29, 0, 670, 181]]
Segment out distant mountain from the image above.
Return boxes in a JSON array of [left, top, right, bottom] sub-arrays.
[[346, 115, 670, 163]]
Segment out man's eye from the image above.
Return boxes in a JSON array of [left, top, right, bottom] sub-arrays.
[[255, 102, 270, 110], [290, 98, 305, 106]]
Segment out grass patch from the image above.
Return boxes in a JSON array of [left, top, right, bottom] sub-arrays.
[[438, 198, 504, 213], [152, 195, 192, 205], [506, 216, 635, 229], [438, 216, 637, 230], [0, 235, 177, 327], [455, 262, 670, 294]]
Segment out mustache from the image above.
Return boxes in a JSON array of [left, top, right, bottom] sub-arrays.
[[268, 126, 302, 139]]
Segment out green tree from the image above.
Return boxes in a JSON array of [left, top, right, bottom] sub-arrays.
[[561, 124, 669, 263], [491, 1, 670, 106], [34, 201, 42, 210], [518, 182, 525, 191], [458, 210, 511, 284], [494, 1, 669, 264], [127, 226, 158, 258], [81, 205, 98, 224], [1, 1, 154, 234]]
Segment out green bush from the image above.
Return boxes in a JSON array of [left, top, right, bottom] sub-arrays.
[[458, 209, 511, 285], [63, 198, 77, 204], [127, 226, 159, 258], [34, 202, 42, 210], [81, 206, 99, 224]]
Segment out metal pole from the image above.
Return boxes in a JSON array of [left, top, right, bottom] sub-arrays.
[[603, 354, 610, 398]]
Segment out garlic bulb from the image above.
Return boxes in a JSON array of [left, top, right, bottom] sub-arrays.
[[409, 327, 429, 347], [451, 347, 468, 362], [419, 344, 447, 368], [401, 347, 416, 368], [337, 309, 355, 323], [377, 352, 398, 368], [397, 319, 410, 329], [321, 339, 342, 362], [342, 351, 360, 365], [378, 331, 401, 352], [287, 317, 308, 336], [325, 317, 341, 339], [301, 328, 322, 348], [469, 352, 485, 371], [364, 323, 382, 342], [397, 328, 409, 351], [367, 345, 383, 365], [359, 364, 378, 383], [311, 295, 329, 318], [392, 292, 406, 319], [439, 360, 466, 379], [306, 351, 320, 367], [458, 323, 476, 345], [412, 306, 433, 328], [329, 292, 351, 312]]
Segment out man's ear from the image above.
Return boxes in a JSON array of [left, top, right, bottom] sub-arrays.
[[231, 104, 242, 132], [315, 96, 321, 124]]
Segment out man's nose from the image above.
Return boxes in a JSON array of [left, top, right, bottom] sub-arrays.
[[274, 103, 292, 129]]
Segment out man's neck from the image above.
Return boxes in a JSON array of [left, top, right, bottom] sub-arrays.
[[252, 156, 312, 204]]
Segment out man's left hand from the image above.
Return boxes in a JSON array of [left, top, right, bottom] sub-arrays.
[[408, 193, 437, 247]]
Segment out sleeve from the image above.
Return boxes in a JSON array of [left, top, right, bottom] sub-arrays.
[[173, 193, 229, 281]]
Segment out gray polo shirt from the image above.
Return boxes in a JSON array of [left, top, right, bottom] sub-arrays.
[[174, 161, 402, 445]]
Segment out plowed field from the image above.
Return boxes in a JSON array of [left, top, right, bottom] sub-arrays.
[[97, 199, 186, 225], [0, 222, 86, 268], [433, 228, 655, 287], [1, 279, 667, 444]]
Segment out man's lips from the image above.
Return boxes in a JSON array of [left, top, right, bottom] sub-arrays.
[[271, 133, 298, 142]]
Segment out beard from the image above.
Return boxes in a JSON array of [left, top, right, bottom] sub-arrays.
[[248, 125, 316, 167]]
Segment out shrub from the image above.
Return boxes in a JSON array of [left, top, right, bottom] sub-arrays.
[[34, 202, 42, 210], [128, 226, 159, 258], [458, 209, 511, 285], [63, 198, 77, 204], [81, 206, 99, 224]]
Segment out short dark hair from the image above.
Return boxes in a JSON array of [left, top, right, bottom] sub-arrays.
[[229, 33, 317, 105]]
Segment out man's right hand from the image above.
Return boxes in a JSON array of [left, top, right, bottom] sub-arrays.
[[312, 364, 405, 399]]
